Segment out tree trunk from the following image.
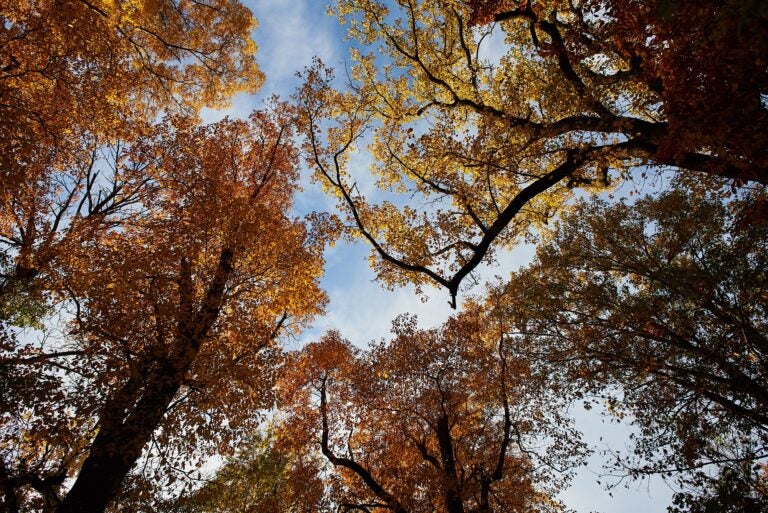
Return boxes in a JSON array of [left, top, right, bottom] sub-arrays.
[[55, 356, 193, 513], [57, 249, 233, 513]]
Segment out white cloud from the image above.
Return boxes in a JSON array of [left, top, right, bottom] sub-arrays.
[[250, 0, 342, 98], [201, 0, 344, 122], [476, 23, 512, 68]]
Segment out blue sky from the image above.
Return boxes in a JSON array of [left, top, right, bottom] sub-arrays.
[[202, 1, 674, 511]]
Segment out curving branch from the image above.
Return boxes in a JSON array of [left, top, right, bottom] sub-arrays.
[[319, 376, 409, 513]]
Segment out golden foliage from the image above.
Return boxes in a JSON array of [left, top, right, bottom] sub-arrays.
[[1, 0, 263, 195], [297, 0, 765, 305]]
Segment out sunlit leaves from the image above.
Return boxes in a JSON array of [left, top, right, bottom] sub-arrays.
[[0, 0, 263, 235], [298, 0, 766, 305]]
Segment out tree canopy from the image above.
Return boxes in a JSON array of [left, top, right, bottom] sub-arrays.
[[1, 0, 262, 184], [1, 0, 264, 320], [490, 179, 768, 503], [2, 110, 328, 513], [297, 0, 768, 305], [276, 312, 585, 513], [169, 428, 328, 513], [469, 0, 768, 179], [2, 0, 768, 512]]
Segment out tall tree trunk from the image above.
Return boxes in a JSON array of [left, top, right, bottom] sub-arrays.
[[56, 249, 233, 513], [436, 414, 465, 513], [56, 351, 197, 513]]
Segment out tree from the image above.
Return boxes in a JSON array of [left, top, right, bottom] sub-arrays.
[[1, 0, 262, 164], [0, 125, 166, 512], [277, 312, 585, 513], [488, 180, 768, 498], [169, 427, 329, 513], [468, 0, 768, 180], [1, 0, 263, 306], [0, 134, 157, 324], [669, 463, 768, 513], [0, 110, 328, 513], [296, 0, 767, 306]]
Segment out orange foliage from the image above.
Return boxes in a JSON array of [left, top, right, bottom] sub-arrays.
[[2, 109, 328, 513], [1, 0, 263, 311], [0, 0, 263, 247], [277, 312, 585, 513]]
